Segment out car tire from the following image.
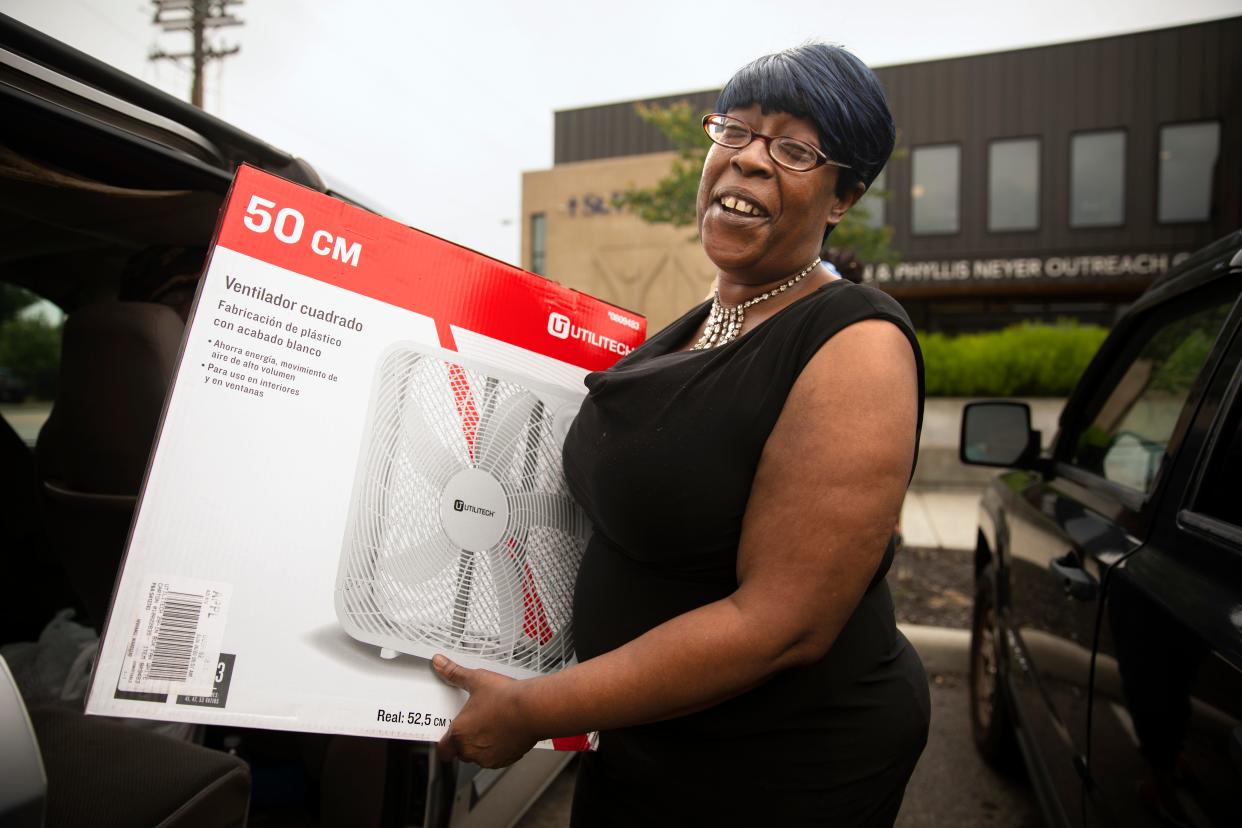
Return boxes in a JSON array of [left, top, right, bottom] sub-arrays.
[[969, 563, 1021, 773]]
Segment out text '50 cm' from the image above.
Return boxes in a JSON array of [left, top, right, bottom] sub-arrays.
[[241, 195, 362, 267]]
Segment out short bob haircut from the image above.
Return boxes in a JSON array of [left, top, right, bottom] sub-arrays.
[[716, 43, 895, 204]]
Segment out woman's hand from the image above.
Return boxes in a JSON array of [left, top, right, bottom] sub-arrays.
[[432, 654, 538, 768]]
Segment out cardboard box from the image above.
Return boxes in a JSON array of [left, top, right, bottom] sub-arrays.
[[86, 165, 645, 747]]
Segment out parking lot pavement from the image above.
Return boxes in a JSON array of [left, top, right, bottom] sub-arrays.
[[515, 671, 1042, 827], [0, 401, 50, 444], [896, 673, 1041, 827], [901, 487, 982, 552]]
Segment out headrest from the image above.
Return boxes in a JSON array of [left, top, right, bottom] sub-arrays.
[[43, 302, 184, 496]]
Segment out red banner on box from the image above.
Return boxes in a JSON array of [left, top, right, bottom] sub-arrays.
[[213, 165, 645, 371]]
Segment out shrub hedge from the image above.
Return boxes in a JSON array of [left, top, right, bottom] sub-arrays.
[[918, 321, 1108, 397]]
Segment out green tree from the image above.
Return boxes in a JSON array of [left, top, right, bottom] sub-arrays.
[[612, 102, 707, 228], [827, 183, 899, 265], [0, 284, 39, 325], [0, 285, 62, 400], [613, 102, 900, 266], [0, 316, 61, 400]]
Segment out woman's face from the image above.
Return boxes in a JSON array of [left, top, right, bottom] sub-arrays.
[[696, 105, 857, 283]]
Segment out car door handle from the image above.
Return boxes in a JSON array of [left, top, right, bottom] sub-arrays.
[[1050, 553, 1098, 601]]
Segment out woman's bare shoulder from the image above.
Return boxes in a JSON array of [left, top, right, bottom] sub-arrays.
[[796, 315, 917, 404]]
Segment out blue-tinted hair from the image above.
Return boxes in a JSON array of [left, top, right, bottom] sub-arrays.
[[716, 44, 894, 199]]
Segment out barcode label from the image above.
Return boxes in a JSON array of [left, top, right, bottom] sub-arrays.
[[148, 591, 204, 682], [118, 576, 231, 696]]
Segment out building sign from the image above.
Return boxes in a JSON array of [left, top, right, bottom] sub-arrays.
[[565, 193, 623, 218], [863, 252, 1192, 285]]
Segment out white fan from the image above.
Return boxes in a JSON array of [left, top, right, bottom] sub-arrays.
[[335, 344, 588, 678]]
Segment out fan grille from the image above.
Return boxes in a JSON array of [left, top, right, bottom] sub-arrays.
[[338, 349, 587, 674]]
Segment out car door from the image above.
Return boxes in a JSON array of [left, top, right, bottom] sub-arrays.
[[1000, 279, 1240, 826], [1085, 306, 1242, 827]]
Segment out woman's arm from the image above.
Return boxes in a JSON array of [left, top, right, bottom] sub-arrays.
[[434, 318, 919, 767]]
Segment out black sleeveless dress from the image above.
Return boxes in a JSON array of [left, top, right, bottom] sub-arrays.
[[562, 279, 930, 827]]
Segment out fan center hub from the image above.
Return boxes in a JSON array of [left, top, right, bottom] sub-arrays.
[[440, 469, 509, 552]]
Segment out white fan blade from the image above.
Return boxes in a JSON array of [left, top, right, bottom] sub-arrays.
[[509, 491, 589, 538], [379, 537, 458, 585], [401, 399, 465, 488], [483, 543, 533, 655], [475, 392, 539, 473]]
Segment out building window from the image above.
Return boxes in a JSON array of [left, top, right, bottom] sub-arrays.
[[530, 213, 546, 275], [911, 145, 960, 235], [855, 167, 886, 228], [1070, 130, 1125, 228], [1158, 121, 1220, 223], [988, 138, 1039, 231]]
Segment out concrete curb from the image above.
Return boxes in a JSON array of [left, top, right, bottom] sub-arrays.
[[899, 623, 970, 675]]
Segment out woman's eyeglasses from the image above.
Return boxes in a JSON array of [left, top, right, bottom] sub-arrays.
[[701, 113, 851, 173]]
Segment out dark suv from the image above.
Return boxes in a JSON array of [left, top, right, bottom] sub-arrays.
[[960, 231, 1242, 828]]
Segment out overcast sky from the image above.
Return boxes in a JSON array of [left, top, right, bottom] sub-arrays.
[[6, 0, 1239, 264]]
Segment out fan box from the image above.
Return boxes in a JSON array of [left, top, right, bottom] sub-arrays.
[[85, 165, 645, 748]]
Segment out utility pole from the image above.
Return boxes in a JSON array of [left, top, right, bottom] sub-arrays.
[[149, 0, 244, 108]]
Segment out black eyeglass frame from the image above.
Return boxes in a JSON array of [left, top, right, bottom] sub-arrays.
[[701, 113, 852, 172]]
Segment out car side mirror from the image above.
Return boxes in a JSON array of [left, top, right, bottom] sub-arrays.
[[960, 401, 1042, 469]]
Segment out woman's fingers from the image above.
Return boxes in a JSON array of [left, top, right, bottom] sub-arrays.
[[428, 657, 536, 768], [436, 725, 460, 762], [432, 655, 470, 762], [432, 654, 473, 691]]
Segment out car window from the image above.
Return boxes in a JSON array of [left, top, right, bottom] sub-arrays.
[[1068, 288, 1238, 493], [1192, 387, 1242, 527]]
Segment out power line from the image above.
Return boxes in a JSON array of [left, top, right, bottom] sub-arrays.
[[148, 0, 243, 108]]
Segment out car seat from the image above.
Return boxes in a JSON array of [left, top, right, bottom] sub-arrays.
[[0, 413, 74, 644], [35, 302, 184, 629]]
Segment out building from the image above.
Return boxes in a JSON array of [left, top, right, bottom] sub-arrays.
[[521, 16, 1241, 334]]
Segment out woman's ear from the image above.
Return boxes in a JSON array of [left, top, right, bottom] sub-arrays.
[[827, 182, 868, 226]]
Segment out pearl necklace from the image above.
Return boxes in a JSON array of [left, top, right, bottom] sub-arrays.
[[691, 257, 821, 350]]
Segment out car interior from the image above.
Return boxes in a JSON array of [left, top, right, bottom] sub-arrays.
[[1, 13, 570, 828]]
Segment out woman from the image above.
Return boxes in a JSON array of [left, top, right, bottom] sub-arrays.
[[433, 44, 928, 825]]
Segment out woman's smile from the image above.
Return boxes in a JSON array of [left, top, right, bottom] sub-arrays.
[[706, 183, 773, 233], [713, 187, 771, 218]]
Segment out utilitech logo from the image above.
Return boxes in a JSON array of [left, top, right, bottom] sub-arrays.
[[547, 312, 632, 355], [453, 499, 495, 518]]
